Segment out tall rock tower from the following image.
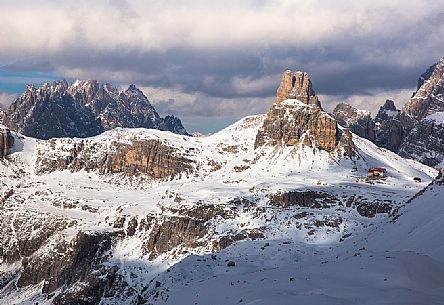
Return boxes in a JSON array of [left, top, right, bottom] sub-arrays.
[[275, 70, 322, 108]]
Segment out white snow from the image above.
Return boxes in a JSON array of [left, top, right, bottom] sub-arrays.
[[425, 111, 444, 125], [0, 112, 442, 305]]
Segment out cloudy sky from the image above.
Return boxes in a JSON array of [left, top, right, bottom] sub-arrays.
[[1, 0, 443, 132]]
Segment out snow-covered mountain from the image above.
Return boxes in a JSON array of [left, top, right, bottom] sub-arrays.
[[333, 57, 444, 168], [0, 70, 441, 304], [332, 103, 375, 141], [3, 80, 187, 140]]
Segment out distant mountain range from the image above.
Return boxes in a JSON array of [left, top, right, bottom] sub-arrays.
[[2, 80, 187, 139]]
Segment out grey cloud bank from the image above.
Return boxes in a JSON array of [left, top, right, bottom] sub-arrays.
[[0, 0, 443, 132]]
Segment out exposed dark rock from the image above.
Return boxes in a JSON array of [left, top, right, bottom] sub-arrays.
[[372, 58, 444, 166], [256, 70, 358, 157], [4, 80, 187, 139], [374, 100, 414, 152], [17, 230, 117, 297], [0, 209, 72, 263], [398, 116, 444, 167], [333, 103, 375, 141], [143, 216, 207, 259], [268, 191, 338, 209], [403, 58, 444, 120], [173, 204, 237, 222], [338, 128, 356, 157], [255, 100, 339, 151], [0, 128, 14, 158], [346, 195, 392, 217], [213, 228, 265, 251]]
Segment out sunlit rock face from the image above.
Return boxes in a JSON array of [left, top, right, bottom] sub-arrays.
[[275, 70, 322, 108], [403, 58, 444, 121], [255, 70, 354, 155]]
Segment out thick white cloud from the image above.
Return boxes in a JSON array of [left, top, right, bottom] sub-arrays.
[[0, 0, 442, 60], [140, 85, 272, 117]]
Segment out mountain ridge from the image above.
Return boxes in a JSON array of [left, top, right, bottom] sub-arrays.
[[333, 57, 444, 168], [3, 79, 188, 139]]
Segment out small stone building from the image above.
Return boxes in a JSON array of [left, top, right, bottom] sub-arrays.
[[367, 167, 387, 179]]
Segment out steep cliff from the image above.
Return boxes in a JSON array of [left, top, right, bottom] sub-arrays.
[[255, 71, 354, 155], [35, 130, 195, 179], [398, 112, 444, 167], [0, 128, 14, 158], [403, 58, 444, 120], [333, 103, 375, 141], [374, 100, 414, 152], [275, 70, 322, 108]]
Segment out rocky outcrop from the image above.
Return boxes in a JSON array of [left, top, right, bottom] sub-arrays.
[[142, 216, 208, 259], [17, 231, 115, 292], [268, 190, 338, 209], [374, 100, 414, 152], [275, 70, 322, 107], [255, 100, 339, 151], [255, 70, 355, 155], [333, 103, 375, 141], [367, 58, 444, 166], [212, 229, 265, 251], [0, 128, 14, 158], [345, 195, 393, 218], [403, 58, 444, 120], [398, 113, 444, 167], [4, 80, 187, 139], [36, 138, 194, 179]]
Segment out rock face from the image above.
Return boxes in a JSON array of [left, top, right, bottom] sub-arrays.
[[403, 58, 444, 120], [333, 103, 375, 141], [142, 216, 207, 259], [374, 100, 414, 152], [255, 71, 354, 155], [395, 58, 444, 166], [332, 58, 444, 167], [398, 113, 444, 167], [4, 80, 187, 139], [36, 137, 194, 179], [275, 70, 322, 108], [0, 128, 14, 158]]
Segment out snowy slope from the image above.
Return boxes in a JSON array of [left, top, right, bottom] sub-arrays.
[[0, 113, 440, 305], [153, 175, 444, 305]]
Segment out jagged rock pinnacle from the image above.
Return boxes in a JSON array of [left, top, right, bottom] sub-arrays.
[[275, 70, 322, 108]]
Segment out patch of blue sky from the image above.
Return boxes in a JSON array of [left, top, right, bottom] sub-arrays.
[[0, 70, 59, 94]]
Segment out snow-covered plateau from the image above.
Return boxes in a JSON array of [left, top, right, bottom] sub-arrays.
[[0, 98, 443, 304]]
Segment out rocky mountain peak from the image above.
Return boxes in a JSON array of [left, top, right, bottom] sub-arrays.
[[4, 80, 188, 139], [255, 70, 353, 155], [381, 99, 397, 111], [25, 84, 36, 92], [275, 70, 322, 108], [332, 103, 375, 141], [127, 84, 139, 91], [403, 58, 444, 120], [375, 99, 401, 122]]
